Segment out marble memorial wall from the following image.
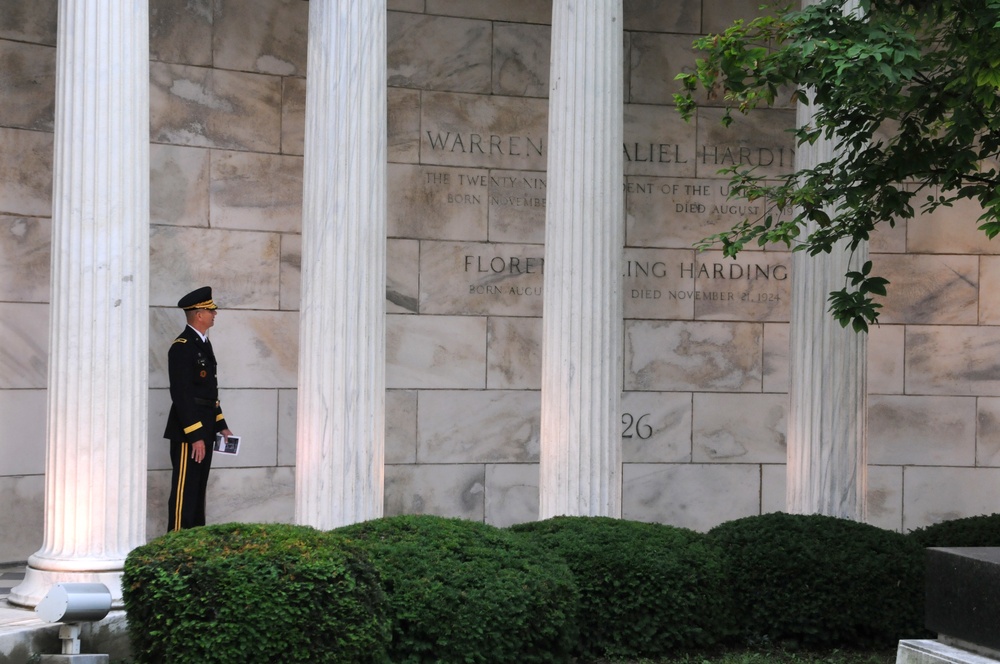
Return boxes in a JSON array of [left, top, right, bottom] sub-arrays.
[[1, 0, 1000, 560]]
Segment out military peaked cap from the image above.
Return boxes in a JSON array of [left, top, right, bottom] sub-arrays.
[[177, 286, 218, 310]]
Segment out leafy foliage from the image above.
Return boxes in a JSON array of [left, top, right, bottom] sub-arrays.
[[122, 523, 390, 664], [509, 516, 732, 659], [908, 512, 1000, 547], [336, 514, 580, 664], [708, 513, 925, 648], [675, 0, 1000, 330]]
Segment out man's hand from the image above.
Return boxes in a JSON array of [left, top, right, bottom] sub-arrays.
[[191, 440, 206, 463]]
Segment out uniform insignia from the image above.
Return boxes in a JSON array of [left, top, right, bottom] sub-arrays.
[[172, 338, 187, 344]]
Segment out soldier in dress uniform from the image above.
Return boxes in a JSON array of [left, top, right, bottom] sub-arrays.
[[164, 286, 233, 532]]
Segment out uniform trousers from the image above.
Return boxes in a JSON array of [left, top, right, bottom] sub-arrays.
[[168, 438, 214, 532]]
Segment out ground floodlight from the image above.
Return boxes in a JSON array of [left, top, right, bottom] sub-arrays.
[[36, 582, 112, 623], [35, 583, 113, 658]]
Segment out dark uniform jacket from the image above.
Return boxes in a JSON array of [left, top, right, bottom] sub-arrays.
[[163, 325, 228, 444]]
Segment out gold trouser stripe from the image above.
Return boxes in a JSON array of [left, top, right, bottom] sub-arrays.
[[184, 421, 203, 434], [173, 443, 188, 531], [216, 413, 224, 422]]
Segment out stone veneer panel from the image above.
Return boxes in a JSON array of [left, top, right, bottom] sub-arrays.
[[978, 398, 1000, 467], [386, 390, 419, 464], [388, 88, 421, 163], [978, 256, 1000, 324], [762, 323, 789, 393], [280, 77, 306, 156], [623, 248, 696, 320], [868, 395, 976, 466], [150, 144, 210, 227], [0, 215, 50, 303], [703, 0, 778, 34], [0, 389, 46, 474], [0, 40, 55, 131], [148, 467, 295, 536], [621, 391, 693, 463], [420, 92, 548, 170], [624, 0, 700, 32], [868, 324, 905, 395], [906, 326, 1000, 396], [209, 150, 303, 233], [623, 463, 761, 531], [696, 108, 796, 179], [0, 302, 48, 389], [693, 393, 787, 463], [385, 464, 486, 520], [487, 169, 547, 243], [147, 389, 172, 470], [213, 0, 307, 76], [420, 241, 545, 316], [425, 0, 552, 24], [388, 239, 420, 314], [628, 32, 698, 106], [493, 22, 550, 98], [0, 0, 56, 44], [626, 176, 768, 249], [388, 164, 489, 240], [386, 314, 488, 389], [150, 226, 281, 309], [0, 475, 44, 562], [388, 12, 491, 93], [624, 104, 697, 178], [874, 254, 979, 324], [870, 217, 907, 253], [625, 320, 763, 392], [693, 251, 791, 322], [207, 467, 295, 524], [487, 317, 541, 390], [149, 308, 299, 389], [209, 389, 280, 469], [277, 389, 296, 467], [907, 196, 997, 254], [0, 127, 52, 217], [903, 467, 1000, 531], [150, 62, 282, 152], [279, 233, 301, 310], [417, 390, 539, 463], [485, 463, 539, 527], [149, 0, 212, 66]]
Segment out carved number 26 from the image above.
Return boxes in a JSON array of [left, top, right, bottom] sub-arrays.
[[621, 413, 653, 440]]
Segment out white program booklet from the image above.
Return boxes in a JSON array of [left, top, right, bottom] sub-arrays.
[[214, 433, 241, 456]]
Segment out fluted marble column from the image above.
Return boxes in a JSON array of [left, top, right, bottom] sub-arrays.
[[10, 0, 149, 608], [539, 0, 624, 519], [786, 0, 866, 520], [295, 0, 386, 529]]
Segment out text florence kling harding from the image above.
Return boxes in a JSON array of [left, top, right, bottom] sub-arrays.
[[464, 256, 788, 281]]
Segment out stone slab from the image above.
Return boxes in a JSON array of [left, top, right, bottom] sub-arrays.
[[213, 0, 307, 76], [926, 548, 1000, 653], [492, 22, 549, 98], [897, 639, 1000, 664], [0, 127, 52, 217], [0, 215, 50, 303], [625, 320, 763, 392], [388, 12, 491, 93]]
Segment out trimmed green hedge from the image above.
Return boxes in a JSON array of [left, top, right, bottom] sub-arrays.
[[709, 512, 925, 648], [909, 513, 1000, 547], [336, 514, 579, 664], [122, 523, 389, 664], [509, 516, 732, 659]]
